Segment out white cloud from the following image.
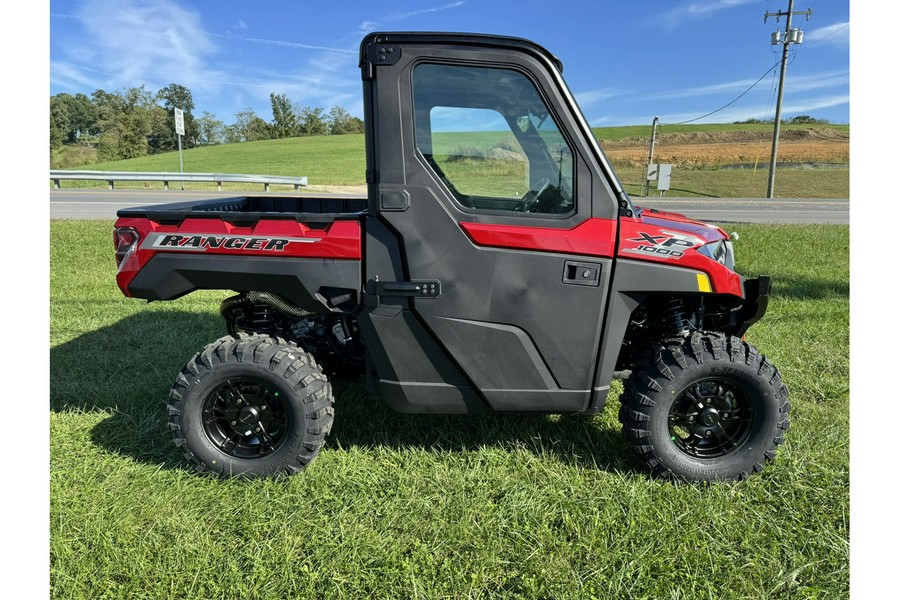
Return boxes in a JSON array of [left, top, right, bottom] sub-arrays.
[[682, 0, 757, 18], [355, 1, 465, 37], [393, 1, 465, 20], [213, 34, 355, 54], [805, 22, 850, 47], [52, 0, 222, 92], [575, 88, 630, 107], [648, 70, 849, 101], [657, 0, 757, 29], [653, 94, 850, 125]]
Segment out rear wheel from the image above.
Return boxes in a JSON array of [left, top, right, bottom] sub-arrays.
[[619, 331, 790, 482], [167, 334, 334, 478]]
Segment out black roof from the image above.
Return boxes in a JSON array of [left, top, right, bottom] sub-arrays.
[[358, 32, 564, 73]]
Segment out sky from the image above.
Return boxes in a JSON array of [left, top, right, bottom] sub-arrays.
[[7, 4, 899, 595], [49, 0, 850, 128]]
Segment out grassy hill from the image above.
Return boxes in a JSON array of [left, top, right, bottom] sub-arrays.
[[52, 123, 849, 198]]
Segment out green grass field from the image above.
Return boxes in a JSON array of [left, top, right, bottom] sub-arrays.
[[592, 122, 849, 142], [50, 221, 849, 599], [52, 123, 849, 198]]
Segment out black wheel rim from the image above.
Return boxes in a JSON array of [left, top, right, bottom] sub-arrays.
[[201, 377, 291, 459], [668, 378, 754, 459]]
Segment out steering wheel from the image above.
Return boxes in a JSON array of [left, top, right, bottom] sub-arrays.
[[513, 177, 551, 212]]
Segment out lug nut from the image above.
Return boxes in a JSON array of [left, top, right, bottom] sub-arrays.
[[705, 430, 712, 437], [254, 428, 261, 433], [688, 416, 695, 422], [230, 421, 237, 425]]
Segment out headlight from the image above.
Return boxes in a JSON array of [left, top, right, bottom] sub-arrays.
[[696, 240, 734, 270]]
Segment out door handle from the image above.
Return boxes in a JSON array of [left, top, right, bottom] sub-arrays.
[[375, 280, 441, 298], [562, 261, 601, 287]]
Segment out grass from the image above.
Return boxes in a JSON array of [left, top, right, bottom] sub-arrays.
[[591, 122, 849, 142], [50, 220, 849, 599], [615, 166, 850, 199], [51, 123, 849, 198]]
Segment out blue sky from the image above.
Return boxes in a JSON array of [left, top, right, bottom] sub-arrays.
[[49, 0, 849, 128]]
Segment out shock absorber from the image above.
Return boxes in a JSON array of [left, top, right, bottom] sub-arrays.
[[663, 297, 691, 338]]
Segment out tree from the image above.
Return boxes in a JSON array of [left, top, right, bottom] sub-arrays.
[[94, 85, 166, 160], [197, 111, 225, 146], [270, 93, 299, 138], [247, 116, 274, 141], [50, 93, 99, 148], [328, 106, 364, 135], [151, 83, 200, 152], [789, 115, 830, 124], [224, 108, 273, 143], [296, 105, 328, 136], [49, 96, 71, 150]]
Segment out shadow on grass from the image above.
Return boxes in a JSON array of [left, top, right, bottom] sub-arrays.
[[51, 311, 635, 476], [647, 187, 718, 198], [770, 274, 849, 301]]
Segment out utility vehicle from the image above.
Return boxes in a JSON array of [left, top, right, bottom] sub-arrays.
[[113, 32, 789, 482]]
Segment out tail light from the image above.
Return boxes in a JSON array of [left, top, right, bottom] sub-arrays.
[[113, 227, 140, 270]]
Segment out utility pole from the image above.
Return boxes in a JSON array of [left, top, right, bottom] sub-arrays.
[[642, 116, 659, 197], [764, 1, 813, 198]]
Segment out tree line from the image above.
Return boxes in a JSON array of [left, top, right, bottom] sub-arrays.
[[733, 115, 831, 125], [50, 83, 364, 164]]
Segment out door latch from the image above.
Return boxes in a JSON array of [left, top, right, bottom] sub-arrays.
[[375, 280, 441, 298], [562, 261, 601, 287]]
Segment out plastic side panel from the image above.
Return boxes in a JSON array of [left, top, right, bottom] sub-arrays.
[[591, 259, 714, 408], [357, 309, 468, 385], [126, 254, 361, 313], [459, 218, 617, 258], [116, 217, 361, 296], [429, 317, 558, 391], [357, 309, 491, 414], [483, 389, 589, 413], [374, 381, 488, 414]]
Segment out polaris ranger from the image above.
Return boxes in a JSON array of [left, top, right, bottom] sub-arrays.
[[113, 32, 789, 482]]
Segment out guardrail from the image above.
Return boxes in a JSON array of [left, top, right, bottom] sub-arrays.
[[49, 170, 308, 192]]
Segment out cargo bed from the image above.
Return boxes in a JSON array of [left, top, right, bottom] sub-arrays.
[[116, 195, 368, 224]]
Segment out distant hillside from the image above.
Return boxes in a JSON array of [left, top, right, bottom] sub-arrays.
[[57, 123, 849, 186]]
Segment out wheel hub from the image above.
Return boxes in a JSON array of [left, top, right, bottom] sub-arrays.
[[700, 408, 720, 426], [238, 405, 261, 427]]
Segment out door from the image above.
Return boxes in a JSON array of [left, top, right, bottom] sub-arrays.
[[361, 37, 621, 413]]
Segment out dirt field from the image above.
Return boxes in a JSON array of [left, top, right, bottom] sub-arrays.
[[600, 128, 849, 168]]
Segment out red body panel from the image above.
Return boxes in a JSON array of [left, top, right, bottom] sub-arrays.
[[114, 216, 361, 297], [459, 211, 742, 297], [459, 218, 617, 258], [618, 212, 742, 296]]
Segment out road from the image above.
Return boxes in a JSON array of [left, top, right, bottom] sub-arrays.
[[49, 189, 849, 224]]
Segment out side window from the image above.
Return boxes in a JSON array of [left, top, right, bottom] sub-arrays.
[[413, 63, 574, 215]]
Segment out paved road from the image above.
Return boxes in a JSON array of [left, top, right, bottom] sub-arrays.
[[49, 189, 848, 224]]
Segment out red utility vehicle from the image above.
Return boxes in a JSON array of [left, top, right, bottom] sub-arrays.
[[113, 33, 789, 481]]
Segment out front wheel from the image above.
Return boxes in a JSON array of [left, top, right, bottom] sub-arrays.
[[619, 332, 790, 482], [167, 334, 334, 478]]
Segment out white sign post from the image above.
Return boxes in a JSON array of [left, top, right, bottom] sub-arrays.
[[174, 108, 185, 189]]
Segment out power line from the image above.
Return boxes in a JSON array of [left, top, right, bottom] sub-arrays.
[[663, 60, 782, 126]]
